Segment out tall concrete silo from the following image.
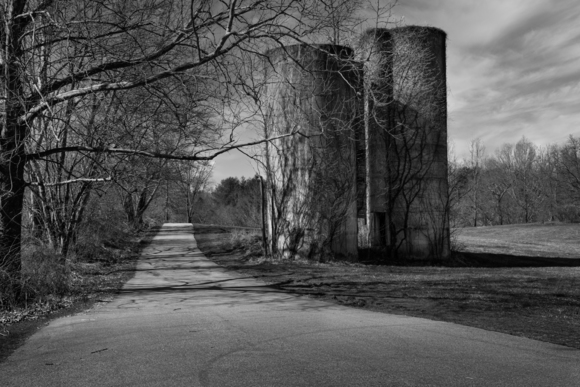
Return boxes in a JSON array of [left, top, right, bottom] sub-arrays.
[[262, 44, 360, 260], [358, 27, 450, 260]]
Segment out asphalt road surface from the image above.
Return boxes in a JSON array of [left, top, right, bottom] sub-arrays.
[[1, 223, 578, 386]]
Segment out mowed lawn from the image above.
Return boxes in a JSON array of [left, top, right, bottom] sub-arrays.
[[195, 223, 580, 349], [455, 222, 580, 258]]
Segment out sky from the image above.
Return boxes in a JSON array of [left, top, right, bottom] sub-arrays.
[[211, 0, 580, 183]]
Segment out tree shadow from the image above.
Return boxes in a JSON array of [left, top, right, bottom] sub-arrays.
[[358, 248, 580, 267], [448, 252, 580, 267]]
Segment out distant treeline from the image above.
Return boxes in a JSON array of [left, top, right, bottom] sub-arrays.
[[449, 135, 580, 227], [167, 176, 262, 228]]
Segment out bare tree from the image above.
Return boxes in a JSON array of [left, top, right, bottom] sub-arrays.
[[487, 138, 546, 224], [558, 136, 580, 201], [25, 92, 115, 258], [555, 135, 580, 220], [445, 144, 471, 247], [174, 161, 212, 224], [482, 157, 512, 225], [358, 26, 449, 260], [468, 138, 486, 226], [448, 136, 580, 228], [114, 157, 169, 230], [108, 77, 214, 229], [0, 0, 341, 279], [260, 44, 360, 260]]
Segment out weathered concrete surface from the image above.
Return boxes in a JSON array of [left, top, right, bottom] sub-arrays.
[[1, 223, 578, 386]]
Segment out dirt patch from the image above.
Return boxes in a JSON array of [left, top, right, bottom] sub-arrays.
[[194, 224, 580, 350]]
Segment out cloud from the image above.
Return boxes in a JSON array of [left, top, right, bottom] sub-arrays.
[[394, 0, 546, 47], [213, 1, 580, 177], [392, 0, 580, 158]]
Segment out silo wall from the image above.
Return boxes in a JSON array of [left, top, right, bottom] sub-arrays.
[[262, 44, 360, 260], [358, 27, 450, 260]]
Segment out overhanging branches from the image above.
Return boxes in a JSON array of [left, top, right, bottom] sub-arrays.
[[24, 130, 318, 162]]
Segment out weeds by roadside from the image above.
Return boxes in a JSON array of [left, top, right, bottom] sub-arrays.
[[228, 229, 263, 258], [0, 230, 143, 363], [0, 225, 143, 330], [0, 241, 69, 313]]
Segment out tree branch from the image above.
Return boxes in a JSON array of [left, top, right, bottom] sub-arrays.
[[25, 130, 319, 162], [27, 177, 112, 187]]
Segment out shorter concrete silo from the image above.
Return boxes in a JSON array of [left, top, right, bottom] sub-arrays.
[[262, 44, 360, 260]]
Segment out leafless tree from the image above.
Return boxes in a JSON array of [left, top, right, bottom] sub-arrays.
[[493, 138, 546, 224], [558, 136, 580, 202], [0, 0, 352, 280], [24, 92, 115, 258], [554, 136, 580, 220], [259, 44, 360, 260], [468, 138, 485, 226], [482, 157, 512, 225], [449, 135, 580, 227], [173, 160, 212, 224], [358, 26, 449, 260]]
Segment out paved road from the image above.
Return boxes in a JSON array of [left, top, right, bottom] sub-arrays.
[[1, 224, 578, 386]]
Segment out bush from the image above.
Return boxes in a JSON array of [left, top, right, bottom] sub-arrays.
[[22, 243, 69, 298], [228, 229, 263, 258], [72, 195, 135, 264], [229, 229, 259, 248], [0, 241, 69, 310], [0, 269, 20, 310]]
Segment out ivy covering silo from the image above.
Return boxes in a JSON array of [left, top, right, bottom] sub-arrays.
[[358, 27, 450, 260], [262, 45, 360, 260]]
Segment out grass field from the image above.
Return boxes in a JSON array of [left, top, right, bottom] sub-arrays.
[[455, 222, 580, 258], [194, 223, 580, 350]]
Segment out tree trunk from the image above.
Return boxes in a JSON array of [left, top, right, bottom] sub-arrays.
[[165, 180, 169, 223], [0, 164, 25, 278], [0, 1, 28, 280], [123, 193, 135, 226], [0, 125, 26, 279], [29, 191, 44, 239]]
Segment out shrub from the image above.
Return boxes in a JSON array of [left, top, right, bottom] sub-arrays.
[[228, 229, 259, 247], [0, 241, 69, 310], [22, 243, 69, 298], [72, 195, 134, 264]]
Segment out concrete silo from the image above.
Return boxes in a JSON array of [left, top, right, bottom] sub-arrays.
[[262, 44, 360, 260], [358, 27, 450, 260]]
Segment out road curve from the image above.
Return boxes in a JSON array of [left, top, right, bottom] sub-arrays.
[[1, 223, 578, 386]]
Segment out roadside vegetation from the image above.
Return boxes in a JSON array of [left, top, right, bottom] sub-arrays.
[[0, 241, 140, 362], [0, 174, 263, 363], [0, 201, 150, 363], [194, 224, 580, 350]]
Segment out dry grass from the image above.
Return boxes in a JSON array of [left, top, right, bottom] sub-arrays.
[[194, 223, 580, 349], [0, 229, 147, 363], [455, 222, 580, 258]]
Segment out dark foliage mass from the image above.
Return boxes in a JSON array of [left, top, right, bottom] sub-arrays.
[[170, 176, 262, 228]]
